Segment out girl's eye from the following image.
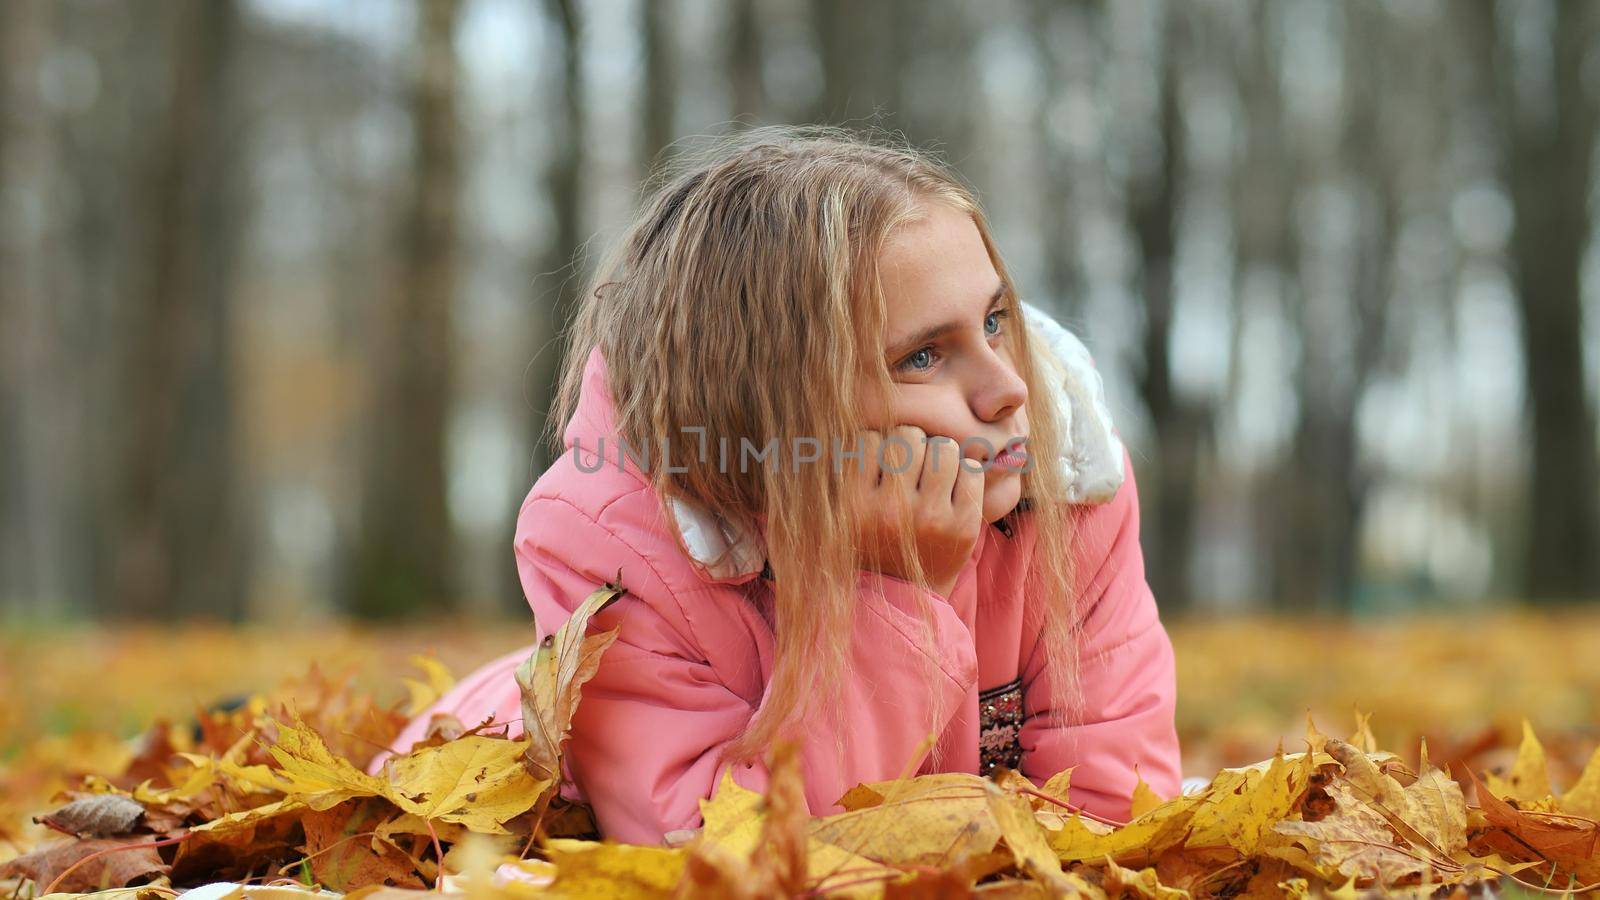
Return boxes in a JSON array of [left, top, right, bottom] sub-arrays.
[[985, 308, 1010, 336], [900, 347, 936, 372]]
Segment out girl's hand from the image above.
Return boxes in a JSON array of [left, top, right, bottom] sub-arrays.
[[849, 425, 986, 599]]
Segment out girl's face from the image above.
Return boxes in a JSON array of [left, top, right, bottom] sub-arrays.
[[873, 202, 1030, 524]]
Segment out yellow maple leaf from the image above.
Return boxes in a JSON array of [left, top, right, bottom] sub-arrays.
[[401, 655, 456, 718], [267, 717, 388, 811], [385, 735, 548, 835], [811, 773, 999, 867], [984, 780, 1087, 895], [189, 797, 308, 835], [1186, 742, 1319, 856], [516, 584, 626, 783], [1483, 718, 1553, 803], [540, 838, 688, 898], [1348, 709, 1378, 753], [1560, 744, 1600, 818], [1099, 853, 1187, 899], [1128, 767, 1164, 819], [1275, 739, 1469, 886], [696, 763, 900, 893]]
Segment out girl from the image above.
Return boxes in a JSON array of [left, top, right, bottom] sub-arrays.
[[366, 125, 1183, 844]]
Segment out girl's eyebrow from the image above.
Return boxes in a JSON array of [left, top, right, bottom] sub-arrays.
[[887, 282, 1009, 358]]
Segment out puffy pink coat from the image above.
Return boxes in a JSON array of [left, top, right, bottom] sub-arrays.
[[367, 336, 1182, 845]]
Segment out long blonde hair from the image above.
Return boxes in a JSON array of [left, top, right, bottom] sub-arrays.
[[545, 124, 1088, 768]]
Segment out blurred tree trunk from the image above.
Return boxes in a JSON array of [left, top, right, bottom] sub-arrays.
[[348, 0, 463, 619], [727, 0, 766, 124], [1278, 0, 1399, 612], [1129, 5, 1205, 613], [1229, 1, 1304, 611], [640, 0, 676, 176], [0, 0, 31, 613], [495, 0, 584, 613], [1028, 0, 1091, 323], [527, 0, 584, 480], [808, 0, 909, 128], [1461, 0, 1600, 604], [1465, 0, 1600, 602], [112, 0, 247, 620], [1263, 3, 1397, 612]]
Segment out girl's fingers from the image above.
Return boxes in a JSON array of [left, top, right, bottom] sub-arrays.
[[954, 460, 985, 520], [920, 435, 961, 503], [852, 429, 884, 491], [882, 424, 927, 492]]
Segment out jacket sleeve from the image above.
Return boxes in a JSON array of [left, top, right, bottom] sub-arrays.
[[515, 493, 979, 845], [1015, 447, 1182, 822]]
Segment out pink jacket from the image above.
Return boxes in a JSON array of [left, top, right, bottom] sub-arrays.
[[368, 341, 1182, 845]]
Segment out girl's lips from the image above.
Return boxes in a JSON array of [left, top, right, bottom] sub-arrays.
[[991, 438, 1028, 471]]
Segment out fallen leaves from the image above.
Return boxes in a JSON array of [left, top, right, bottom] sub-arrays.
[[514, 582, 625, 785], [4, 594, 1600, 899], [0, 835, 169, 894]]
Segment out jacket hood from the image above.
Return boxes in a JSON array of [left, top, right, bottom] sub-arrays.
[[558, 300, 1125, 586]]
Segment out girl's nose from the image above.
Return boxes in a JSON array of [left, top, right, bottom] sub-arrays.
[[973, 351, 1027, 423]]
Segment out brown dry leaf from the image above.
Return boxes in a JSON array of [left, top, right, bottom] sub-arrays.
[[0, 835, 168, 894], [1144, 844, 1247, 897], [115, 722, 184, 795], [186, 797, 307, 837], [36, 794, 147, 838], [1274, 775, 1436, 883], [373, 812, 471, 848], [748, 741, 806, 896], [169, 805, 305, 885], [1322, 738, 1468, 861], [299, 797, 424, 891], [1097, 853, 1187, 899], [1467, 765, 1600, 883], [517, 583, 626, 783]]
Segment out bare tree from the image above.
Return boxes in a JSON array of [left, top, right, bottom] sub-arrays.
[[807, 0, 909, 128], [347, 0, 464, 618], [527, 0, 585, 481], [1460, 0, 1600, 604], [111, 0, 248, 620], [1129, 4, 1208, 612], [728, 0, 766, 124], [1227, 1, 1304, 610], [640, 0, 677, 175]]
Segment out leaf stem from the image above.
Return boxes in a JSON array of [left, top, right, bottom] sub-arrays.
[[42, 833, 190, 896]]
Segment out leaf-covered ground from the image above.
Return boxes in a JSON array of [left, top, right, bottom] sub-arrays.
[[3, 604, 1598, 898]]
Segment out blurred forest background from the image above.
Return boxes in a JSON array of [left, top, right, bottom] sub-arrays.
[[4, 0, 1600, 626]]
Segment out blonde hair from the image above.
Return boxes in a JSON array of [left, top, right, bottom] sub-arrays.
[[545, 124, 1088, 768]]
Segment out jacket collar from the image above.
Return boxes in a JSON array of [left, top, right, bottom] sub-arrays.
[[561, 301, 1124, 586]]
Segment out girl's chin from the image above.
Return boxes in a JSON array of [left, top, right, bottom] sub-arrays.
[[982, 475, 1023, 524]]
